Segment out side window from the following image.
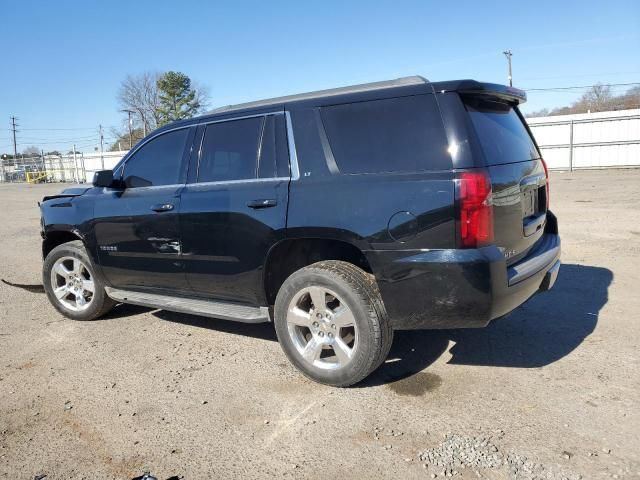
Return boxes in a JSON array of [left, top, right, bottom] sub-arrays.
[[275, 114, 290, 177], [320, 95, 451, 174], [258, 115, 290, 179], [123, 128, 189, 187], [198, 117, 263, 182]]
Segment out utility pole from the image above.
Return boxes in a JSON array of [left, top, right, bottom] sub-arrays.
[[10, 116, 19, 166], [80, 152, 86, 183], [503, 49, 513, 86], [121, 109, 135, 149], [41, 149, 47, 179], [140, 111, 147, 138], [73, 144, 79, 183], [99, 124, 104, 170]]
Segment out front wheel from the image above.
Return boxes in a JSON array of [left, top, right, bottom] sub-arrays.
[[274, 261, 393, 387], [43, 240, 116, 321]]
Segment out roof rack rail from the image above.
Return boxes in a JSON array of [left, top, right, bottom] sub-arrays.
[[209, 76, 429, 115]]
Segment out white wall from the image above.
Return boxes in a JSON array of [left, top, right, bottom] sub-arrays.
[[526, 109, 640, 170], [40, 151, 128, 183], [80, 151, 127, 182]]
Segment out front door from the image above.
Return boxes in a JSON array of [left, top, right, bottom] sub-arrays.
[[93, 126, 194, 291], [179, 113, 290, 305]]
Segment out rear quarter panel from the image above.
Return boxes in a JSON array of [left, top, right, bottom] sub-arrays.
[[286, 173, 455, 250]]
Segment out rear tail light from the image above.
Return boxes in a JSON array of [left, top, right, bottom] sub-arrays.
[[540, 157, 550, 209], [457, 171, 494, 248]]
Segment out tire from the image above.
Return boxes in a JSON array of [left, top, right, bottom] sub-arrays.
[[274, 260, 393, 387], [43, 240, 116, 321]]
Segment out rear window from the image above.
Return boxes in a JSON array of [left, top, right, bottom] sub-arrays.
[[320, 95, 450, 174], [463, 96, 539, 166]]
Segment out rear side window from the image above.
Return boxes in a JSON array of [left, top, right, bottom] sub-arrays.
[[463, 96, 539, 165], [257, 115, 290, 179], [123, 128, 189, 187], [198, 117, 263, 182], [320, 95, 450, 174]]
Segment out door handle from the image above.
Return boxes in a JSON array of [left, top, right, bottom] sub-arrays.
[[151, 203, 174, 212], [247, 199, 278, 209]]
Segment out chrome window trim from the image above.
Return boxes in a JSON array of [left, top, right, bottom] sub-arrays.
[[105, 183, 185, 193], [119, 110, 301, 187], [192, 110, 300, 184], [185, 177, 290, 189], [285, 111, 300, 180], [196, 111, 283, 126]]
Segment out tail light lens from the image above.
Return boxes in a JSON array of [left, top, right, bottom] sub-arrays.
[[540, 157, 550, 209], [457, 171, 494, 248]]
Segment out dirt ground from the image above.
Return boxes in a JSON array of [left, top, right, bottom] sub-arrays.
[[0, 169, 639, 480]]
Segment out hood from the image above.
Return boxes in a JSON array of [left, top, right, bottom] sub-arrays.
[[41, 185, 92, 203]]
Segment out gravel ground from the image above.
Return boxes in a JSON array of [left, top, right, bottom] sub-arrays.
[[0, 169, 639, 480]]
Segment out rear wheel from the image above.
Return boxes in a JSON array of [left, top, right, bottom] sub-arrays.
[[274, 261, 393, 387], [43, 240, 116, 320]]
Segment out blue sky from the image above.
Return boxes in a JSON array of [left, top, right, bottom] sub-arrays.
[[1, 0, 638, 153]]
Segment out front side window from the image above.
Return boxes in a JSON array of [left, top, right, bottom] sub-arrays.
[[198, 117, 263, 182], [123, 128, 189, 187], [320, 95, 451, 174]]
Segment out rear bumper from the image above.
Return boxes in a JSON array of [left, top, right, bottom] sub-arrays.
[[366, 212, 561, 330]]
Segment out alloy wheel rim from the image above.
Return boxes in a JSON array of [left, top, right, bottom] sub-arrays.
[[286, 286, 358, 370], [50, 256, 95, 312]]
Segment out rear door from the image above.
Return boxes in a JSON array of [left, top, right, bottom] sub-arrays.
[[179, 113, 290, 305], [462, 95, 548, 263]]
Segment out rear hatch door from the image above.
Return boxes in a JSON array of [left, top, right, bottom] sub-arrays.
[[462, 94, 548, 264]]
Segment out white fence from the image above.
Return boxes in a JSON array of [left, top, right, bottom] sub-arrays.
[[79, 151, 127, 182], [526, 109, 640, 170], [3, 110, 639, 182], [0, 151, 127, 184]]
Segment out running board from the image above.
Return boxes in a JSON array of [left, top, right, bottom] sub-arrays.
[[105, 287, 270, 323]]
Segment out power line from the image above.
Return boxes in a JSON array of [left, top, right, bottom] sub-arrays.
[[17, 134, 99, 142], [19, 127, 98, 131], [524, 82, 640, 92], [16, 138, 99, 146]]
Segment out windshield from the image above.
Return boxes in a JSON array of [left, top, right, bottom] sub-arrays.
[[463, 96, 539, 166]]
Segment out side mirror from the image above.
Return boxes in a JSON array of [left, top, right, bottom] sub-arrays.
[[92, 170, 114, 188]]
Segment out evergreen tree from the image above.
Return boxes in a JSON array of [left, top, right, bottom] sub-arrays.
[[156, 71, 201, 126]]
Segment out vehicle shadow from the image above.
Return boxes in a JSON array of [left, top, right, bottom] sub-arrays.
[[101, 303, 154, 320], [362, 263, 612, 387], [97, 263, 611, 388], [153, 309, 278, 342], [446, 263, 612, 368]]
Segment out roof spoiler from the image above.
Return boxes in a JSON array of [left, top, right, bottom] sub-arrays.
[[460, 82, 526, 104], [434, 80, 527, 104]]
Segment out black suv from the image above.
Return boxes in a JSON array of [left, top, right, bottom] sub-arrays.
[[40, 76, 560, 386]]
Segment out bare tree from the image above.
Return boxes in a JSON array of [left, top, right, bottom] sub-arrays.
[[22, 146, 40, 157], [192, 81, 211, 113], [117, 71, 210, 136], [531, 84, 640, 117], [525, 108, 550, 118], [621, 86, 640, 109], [574, 83, 614, 113], [117, 71, 162, 136]]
